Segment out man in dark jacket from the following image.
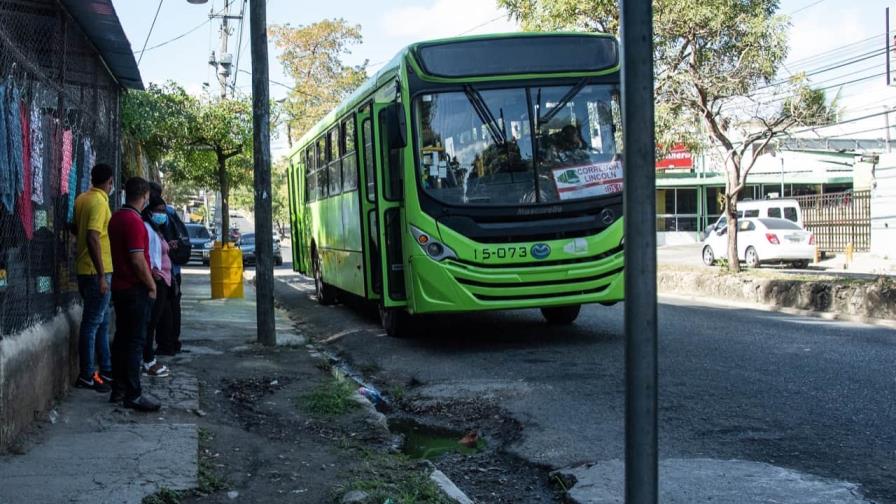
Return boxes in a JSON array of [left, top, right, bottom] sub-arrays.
[[149, 182, 191, 354]]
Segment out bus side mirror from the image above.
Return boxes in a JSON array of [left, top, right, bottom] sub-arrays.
[[383, 102, 407, 149]]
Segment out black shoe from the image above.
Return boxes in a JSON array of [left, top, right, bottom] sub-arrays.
[[75, 376, 111, 393], [124, 395, 161, 412], [109, 388, 126, 404], [98, 372, 114, 385]]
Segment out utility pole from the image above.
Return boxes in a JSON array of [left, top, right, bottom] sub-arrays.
[[886, 106, 892, 153], [887, 8, 891, 87], [620, 0, 659, 503], [251, 0, 275, 346], [208, 0, 241, 99]]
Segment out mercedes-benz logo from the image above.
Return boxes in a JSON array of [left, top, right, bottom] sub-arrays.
[[600, 209, 616, 225]]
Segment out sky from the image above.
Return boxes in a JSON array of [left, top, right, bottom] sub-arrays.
[[115, 0, 895, 157]]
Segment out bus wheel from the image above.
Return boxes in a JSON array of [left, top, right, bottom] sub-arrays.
[[541, 305, 581, 325], [313, 248, 337, 306], [379, 305, 410, 338]]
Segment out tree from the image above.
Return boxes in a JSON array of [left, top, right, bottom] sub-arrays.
[[499, 0, 824, 272], [269, 19, 368, 143], [122, 83, 253, 243], [781, 84, 839, 126]]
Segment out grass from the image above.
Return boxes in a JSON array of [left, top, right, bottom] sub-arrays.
[[336, 451, 451, 504], [299, 377, 359, 417], [142, 488, 182, 504]]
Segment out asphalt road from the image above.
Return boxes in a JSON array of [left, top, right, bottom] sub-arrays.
[[271, 261, 895, 503]]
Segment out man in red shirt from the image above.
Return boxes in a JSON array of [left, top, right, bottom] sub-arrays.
[[108, 177, 159, 412]]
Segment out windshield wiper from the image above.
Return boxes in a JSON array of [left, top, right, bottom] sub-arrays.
[[537, 78, 589, 126], [463, 85, 506, 145]]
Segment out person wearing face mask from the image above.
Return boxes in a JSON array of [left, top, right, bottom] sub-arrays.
[[107, 177, 160, 412], [141, 195, 173, 378]]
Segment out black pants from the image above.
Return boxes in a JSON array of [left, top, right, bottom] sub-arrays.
[[111, 286, 151, 401], [170, 273, 183, 352], [144, 278, 171, 364]]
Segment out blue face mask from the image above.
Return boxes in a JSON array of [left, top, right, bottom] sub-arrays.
[[151, 213, 168, 226]]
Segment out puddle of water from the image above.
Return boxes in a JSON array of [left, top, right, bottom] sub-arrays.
[[390, 420, 486, 460]]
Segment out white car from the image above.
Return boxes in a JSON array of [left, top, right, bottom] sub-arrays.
[[702, 217, 815, 269]]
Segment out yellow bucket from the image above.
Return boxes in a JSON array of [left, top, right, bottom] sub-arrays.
[[209, 242, 244, 299]]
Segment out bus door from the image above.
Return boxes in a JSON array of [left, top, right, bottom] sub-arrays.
[[372, 101, 407, 307], [358, 106, 382, 299], [287, 160, 305, 273]]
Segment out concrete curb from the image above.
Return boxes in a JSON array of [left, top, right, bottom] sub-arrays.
[[657, 268, 896, 328]]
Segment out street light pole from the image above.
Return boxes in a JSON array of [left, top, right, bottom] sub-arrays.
[[620, 0, 659, 502], [250, 0, 275, 345]]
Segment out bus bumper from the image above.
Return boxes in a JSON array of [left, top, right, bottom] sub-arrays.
[[407, 250, 625, 314]]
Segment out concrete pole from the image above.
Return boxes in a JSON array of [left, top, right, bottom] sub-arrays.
[[217, 0, 231, 99], [780, 157, 785, 197], [620, 0, 659, 502], [885, 107, 892, 153], [250, 0, 275, 345]]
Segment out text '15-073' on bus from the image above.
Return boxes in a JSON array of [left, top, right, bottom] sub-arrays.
[[286, 33, 625, 337]]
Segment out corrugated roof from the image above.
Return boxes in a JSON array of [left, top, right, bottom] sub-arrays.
[[59, 0, 143, 90]]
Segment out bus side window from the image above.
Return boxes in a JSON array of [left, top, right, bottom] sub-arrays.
[[316, 138, 328, 200], [768, 207, 781, 218], [743, 209, 759, 218], [342, 118, 358, 191], [329, 127, 342, 196], [783, 207, 798, 222], [305, 148, 315, 202], [362, 118, 374, 202]]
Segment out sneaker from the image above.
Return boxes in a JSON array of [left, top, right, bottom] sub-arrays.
[[123, 395, 161, 412], [98, 371, 114, 385], [143, 360, 170, 378], [75, 376, 111, 393]]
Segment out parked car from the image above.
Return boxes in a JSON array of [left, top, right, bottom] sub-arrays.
[[702, 217, 815, 268], [703, 199, 803, 239], [238, 233, 283, 266], [185, 223, 215, 265]]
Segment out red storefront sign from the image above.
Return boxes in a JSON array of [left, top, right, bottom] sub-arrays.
[[656, 143, 693, 170]]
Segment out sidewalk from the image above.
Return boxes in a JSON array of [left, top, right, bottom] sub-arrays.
[[659, 243, 896, 278], [0, 269, 342, 504]]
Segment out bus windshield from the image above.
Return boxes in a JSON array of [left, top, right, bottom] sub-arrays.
[[415, 83, 621, 207]]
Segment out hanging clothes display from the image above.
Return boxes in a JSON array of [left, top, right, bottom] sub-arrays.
[[0, 82, 12, 212], [81, 137, 94, 193], [66, 152, 77, 223], [17, 99, 33, 239], [60, 128, 73, 195], [30, 107, 44, 205], [8, 85, 24, 200]]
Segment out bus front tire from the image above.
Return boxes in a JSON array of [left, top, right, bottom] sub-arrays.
[[379, 305, 410, 338], [313, 248, 337, 306], [541, 304, 581, 325]]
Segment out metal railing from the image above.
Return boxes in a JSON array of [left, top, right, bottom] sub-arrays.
[[793, 190, 871, 252]]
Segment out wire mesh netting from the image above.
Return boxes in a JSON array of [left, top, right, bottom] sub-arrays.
[[0, 0, 121, 338]]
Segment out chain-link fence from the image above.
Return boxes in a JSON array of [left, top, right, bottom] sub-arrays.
[[0, 0, 121, 338]]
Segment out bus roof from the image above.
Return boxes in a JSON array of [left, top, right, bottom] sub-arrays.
[[289, 32, 618, 158]]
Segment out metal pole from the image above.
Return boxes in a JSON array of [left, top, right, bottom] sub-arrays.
[[250, 0, 275, 345], [780, 157, 785, 197], [620, 0, 658, 503], [884, 7, 890, 86]]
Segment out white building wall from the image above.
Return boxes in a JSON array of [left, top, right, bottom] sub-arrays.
[[871, 154, 896, 258]]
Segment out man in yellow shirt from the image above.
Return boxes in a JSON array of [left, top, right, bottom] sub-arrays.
[[73, 164, 115, 392]]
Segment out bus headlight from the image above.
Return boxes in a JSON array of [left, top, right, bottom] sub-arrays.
[[410, 226, 457, 261]]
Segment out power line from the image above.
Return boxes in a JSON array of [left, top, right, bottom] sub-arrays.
[[790, 109, 895, 134], [231, 0, 248, 93], [787, 0, 828, 15], [786, 33, 882, 68], [135, 18, 211, 55], [137, 0, 165, 66], [458, 14, 507, 36]]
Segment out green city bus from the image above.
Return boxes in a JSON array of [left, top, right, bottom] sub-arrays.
[[286, 32, 624, 336]]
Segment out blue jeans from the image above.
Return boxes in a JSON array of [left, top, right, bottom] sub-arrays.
[[77, 274, 112, 380]]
